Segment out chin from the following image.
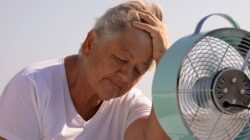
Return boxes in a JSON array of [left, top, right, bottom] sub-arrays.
[[96, 80, 131, 100]]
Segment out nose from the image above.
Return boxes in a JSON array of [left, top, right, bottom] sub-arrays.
[[118, 65, 134, 83]]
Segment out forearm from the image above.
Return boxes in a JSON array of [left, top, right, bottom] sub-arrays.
[[145, 107, 171, 140]]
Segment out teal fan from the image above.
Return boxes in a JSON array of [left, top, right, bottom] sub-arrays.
[[153, 14, 250, 140]]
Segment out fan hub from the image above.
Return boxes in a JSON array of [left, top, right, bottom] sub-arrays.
[[212, 69, 250, 114]]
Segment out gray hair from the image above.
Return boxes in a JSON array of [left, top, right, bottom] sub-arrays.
[[93, 0, 163, 40]]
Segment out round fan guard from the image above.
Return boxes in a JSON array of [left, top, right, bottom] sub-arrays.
[[152, 14, 250, 140]]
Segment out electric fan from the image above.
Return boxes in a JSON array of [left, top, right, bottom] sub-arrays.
[[153, 13, 250, 140]]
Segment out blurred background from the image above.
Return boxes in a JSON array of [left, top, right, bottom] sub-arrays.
[[1, 0, 250, 100]]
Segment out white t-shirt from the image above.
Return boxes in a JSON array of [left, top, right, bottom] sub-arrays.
[[0, 58, 152, 140]]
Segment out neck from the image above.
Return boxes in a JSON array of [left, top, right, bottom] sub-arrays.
[[64, 55, 103, 120]]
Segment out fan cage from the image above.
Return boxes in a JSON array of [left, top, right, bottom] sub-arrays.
[[177, 28, 250, 140]]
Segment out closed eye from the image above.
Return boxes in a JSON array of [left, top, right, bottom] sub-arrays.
[[113, 55, 128, 64]]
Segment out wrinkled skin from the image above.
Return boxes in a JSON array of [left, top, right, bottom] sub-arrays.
[[81, 28, 153, 100]]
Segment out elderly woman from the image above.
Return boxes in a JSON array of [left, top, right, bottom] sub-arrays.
[[0, 0, 170, 140]]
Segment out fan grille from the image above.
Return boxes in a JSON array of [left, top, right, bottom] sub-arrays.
[[178, 30, 250, 139]]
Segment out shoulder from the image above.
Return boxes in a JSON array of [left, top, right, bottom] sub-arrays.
[[2, 57, 67, 110], [121, 87, 149, 101], [22, 58, 64, 77], [123, 88, 152, 140], [2, 57, 65, 101], [112, 87, 152, 129], [0, 58, 68, 140], [103, 87, 152, 121], [120, 87, 151, 107], [9, 58, 66, 88]]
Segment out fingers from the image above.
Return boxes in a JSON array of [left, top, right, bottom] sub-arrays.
[[132, 21, 157, 36], [137, 11, 158, 26], [139, 10, 160, 22], [132, 10, 169, 63], [132, 10, 163, 36]]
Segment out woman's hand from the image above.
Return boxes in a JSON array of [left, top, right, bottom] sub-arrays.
[[132, 10, 169, 64]]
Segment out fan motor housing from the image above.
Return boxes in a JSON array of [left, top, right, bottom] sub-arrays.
[[211, 68, 250, 114]]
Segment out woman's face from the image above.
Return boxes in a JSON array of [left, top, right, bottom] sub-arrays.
[[82, 28, 153, 100]]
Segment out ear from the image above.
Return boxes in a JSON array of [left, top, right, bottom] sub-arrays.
[[80, 30, 97, 56]]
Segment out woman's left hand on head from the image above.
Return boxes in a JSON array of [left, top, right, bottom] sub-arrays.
[[132, 10, 169, 64]]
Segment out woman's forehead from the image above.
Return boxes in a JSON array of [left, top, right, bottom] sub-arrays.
[[97, 28, 153, 64], [115, 39, 152, 66]]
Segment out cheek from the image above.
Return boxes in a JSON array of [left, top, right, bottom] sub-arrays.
[[100, 59, 122, 77], [86, 58, 121, 85]]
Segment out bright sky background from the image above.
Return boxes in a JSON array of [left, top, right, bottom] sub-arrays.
[[1, 0, 250, 99]]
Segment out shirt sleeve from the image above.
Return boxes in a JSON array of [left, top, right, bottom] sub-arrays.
[[125, 88, 152, 130], [0, 72, 41, 140]]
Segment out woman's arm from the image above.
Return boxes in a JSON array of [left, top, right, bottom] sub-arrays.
[[145, 107, 171, 140], [125, 107, 170, 140], [127, 9, 171, 140]]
